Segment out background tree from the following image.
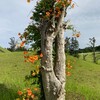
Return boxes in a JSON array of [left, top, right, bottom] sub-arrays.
[[8, 37, 17, 51], [69, 37, 79, 56], [89, 37, 96, 63], [25, 24, 41, 50], [65, 36, 79, 57], [65, 37, 70, 52], [83, 53, 88, 61]]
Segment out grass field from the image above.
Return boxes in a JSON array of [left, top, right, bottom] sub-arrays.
[[79, 52, 100, 64], [0, 51, 36, 100], [0, 49, 100, 100], [0, 46, 11, 53], [66, 55, 100, 100]]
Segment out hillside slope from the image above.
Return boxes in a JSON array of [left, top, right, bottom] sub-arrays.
[[79, 52, 100, 64], [66, 55, 100, 100], [0, 52, 100, 100], [0, 46, 10, 53]]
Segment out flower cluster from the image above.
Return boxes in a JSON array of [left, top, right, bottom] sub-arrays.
[[27, 0, 75, 21], [73, 32, 80, 38], [45, 0, 75, 19], [16, 88, 39, 100], [18, 32, 29, 47], [16, 50, 43, 100], [66, 60, 73, 76], [23, 51, 43, 64], [23, 66, 42, 99]]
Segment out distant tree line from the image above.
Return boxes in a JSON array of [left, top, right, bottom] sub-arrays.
[[78, 45, 100, 53], [7, 47, 27, 52], [65, 36, 79, 57]]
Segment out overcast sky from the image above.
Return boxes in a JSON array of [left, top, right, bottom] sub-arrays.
[[0, 0, 100, 48]]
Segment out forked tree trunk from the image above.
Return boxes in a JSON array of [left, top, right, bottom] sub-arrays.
[[41, 8, 66, 100]]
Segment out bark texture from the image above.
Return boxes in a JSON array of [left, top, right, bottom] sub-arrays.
[[54, 28, 66, 100], [40, 7, 66, 100]]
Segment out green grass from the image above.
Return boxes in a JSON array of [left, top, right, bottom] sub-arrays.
[[0, 52, 36, 100], [79, 52, 100, 64], [0, 46, 11, 53], [0, 51, 100, 100], [66, 55, 100, 100]]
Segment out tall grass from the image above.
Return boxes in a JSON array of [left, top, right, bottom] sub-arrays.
[[0, 46, 11, 53], [0, 52, 100, 100], [79, 52, 100, 64], [0, 52, 36, 100], [66, 55, 100, 100]]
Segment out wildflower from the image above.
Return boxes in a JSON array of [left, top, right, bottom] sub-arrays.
[[69, 0, 72, 2], [24, 56, 27, 58], [34, 88, 38, 91], [46, 12, 50, 17], [32, 72, 36, 76], [68, 66, 72, 69], [20, 41, 26, 47], [76, 33, 80, 37], [62, 3, 65, 7], [24, 51, 28, 54], [40, 53, 43, 57], [56, 13, 60, 18], [18, 90, 23, 96], [18, 33, 21, 36], [28, 57, 35, 63], [66, 72, 71, 76], [33, 55, 38, 60], [67, 0, 72, 5], [73, 33, 80, 38], [49, 9, 52, 13], [24, 60, 27, 62], [56, 0, 61, 3], [70, 66, 72, 68], [31, 94, 35, 99], [67, 62, 70, 68], [55, 7, 60, 11], [27, 88, 32, 96], [72, 3, 75, 8]]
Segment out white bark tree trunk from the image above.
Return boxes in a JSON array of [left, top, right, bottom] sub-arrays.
[[40, 7, 66, 100], [54, 28, 66, 100]]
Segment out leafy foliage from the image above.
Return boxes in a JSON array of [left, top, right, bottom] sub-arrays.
[[22, 0, 75, 49], [65, 37, 79, 57]]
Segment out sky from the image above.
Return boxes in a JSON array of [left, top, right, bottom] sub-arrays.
[[0, 0, 100, 49]]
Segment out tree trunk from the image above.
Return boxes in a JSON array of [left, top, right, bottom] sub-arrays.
[[93, 41, 96, 63], [54, 28, 66, 100], [41, 31, 62, 100], [40, 7, 66, 100]]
